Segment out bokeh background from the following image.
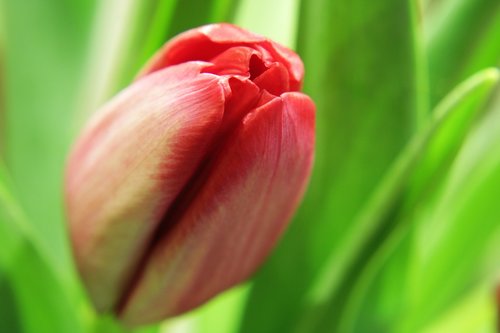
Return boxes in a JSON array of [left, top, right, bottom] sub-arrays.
[[1, 0, 499, 332]]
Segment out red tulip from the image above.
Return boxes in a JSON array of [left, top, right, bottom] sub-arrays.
[[65, 23, 314, 326]]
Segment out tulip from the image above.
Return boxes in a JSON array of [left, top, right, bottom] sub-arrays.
[[65, 23, 315, 326]]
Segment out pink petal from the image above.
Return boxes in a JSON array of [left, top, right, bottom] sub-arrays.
[[139, 23, 303, 90], [217, 77, 260, 136], [65, 62, 227, 312], [206, 46, 259, 77], [118, 92, 315, 325], [253, 62, 290, 96]]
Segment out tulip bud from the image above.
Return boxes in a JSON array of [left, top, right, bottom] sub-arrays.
[[66, 23, 315, 326]]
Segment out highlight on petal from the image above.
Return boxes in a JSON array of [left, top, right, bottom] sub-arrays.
[[66, 62, 227, 312], [118, 92, 315, 325]]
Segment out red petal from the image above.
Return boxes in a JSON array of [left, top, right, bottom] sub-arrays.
[[253, 62, 290, 96], [139, 24, 264, 74], [118, 92, 315, 325], [218, 77, 260, 136], [265, 43, 304, 91], [65, 62, 227, 312], [206, 46, 259, 77], [139, 23, 303, 90]]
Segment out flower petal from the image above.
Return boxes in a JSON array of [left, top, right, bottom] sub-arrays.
[[66, 62, 227, 312], [206, 46, 259, 77], [253, 62, 290, 96], [139, 23, 303, 90], [118, 92, 315, 325]]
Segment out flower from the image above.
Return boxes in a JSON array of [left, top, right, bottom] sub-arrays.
[[65, 23, 315, 326]]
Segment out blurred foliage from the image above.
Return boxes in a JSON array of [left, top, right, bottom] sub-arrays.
[[425, 0, 500, 106], [0, 0, 499, 332], [1, 0, 98, 271], [242, 1, 422, 332], [0, 162, 86, 333]]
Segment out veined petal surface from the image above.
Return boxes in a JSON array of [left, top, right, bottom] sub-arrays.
[[119, 92, 315, 325], [66, 62, 227, 312]]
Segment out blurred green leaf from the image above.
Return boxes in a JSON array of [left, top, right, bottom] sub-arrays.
[[91, 315, 159, 333], [123, 0, 243, 89], [78, 0, 151, 118], [0, 162, 86, 333], [195, 284, 251, 333], [426, 0, 500, 106], [167, 0, 241, 39], [234, 0, 300, 48], [402, 82, 500, 332], [0, 167, 27, 333], [0, 163, 26, 260], [2, 0, 97, 272], [407, 68, 500, 209], [421, 283, 497, 333], [0, 5, 5, 158], [239, 0, 424, 332], [324, 68, 499, 333], [158, 284, 250, 333], [136, 0, 179, 70]]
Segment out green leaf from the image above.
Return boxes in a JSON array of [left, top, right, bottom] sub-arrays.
[[0, 3, 5, 158], [239, 0, 424, 332], [136, 0, 180, 70], [0, 164, 26, 333], [321, 68, 500, 333], [402, 80, 500, 332], [0, 163, 86, 333], [76, 0, 158, 121], [426, 0, 500, 106], [421, 283, 497, 333], [234, 0, 300, 48], [159, 284, 251, 333], [167, 0, 241, 39], [91, 315, 159, 333], [2, 0, 97, 272]]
